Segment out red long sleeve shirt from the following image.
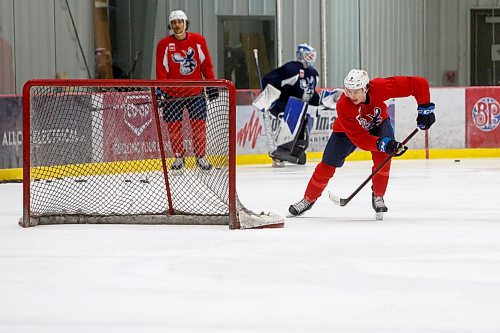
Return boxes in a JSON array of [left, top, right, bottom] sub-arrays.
[[334, 76, 431, 151], [156, 32, 214, 96]]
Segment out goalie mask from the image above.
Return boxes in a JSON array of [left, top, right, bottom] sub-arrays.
[[344, 69, 370, 90], [296, 43, 317, 68]]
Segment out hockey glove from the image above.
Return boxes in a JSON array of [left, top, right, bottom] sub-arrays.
[[377, 136, 408, 157], [206, 87, 219, 101], [416, 102, 436, 130], [155, 88, 166, 100]]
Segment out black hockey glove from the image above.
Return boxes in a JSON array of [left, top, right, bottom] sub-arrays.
[[416, 102, 436, 130], [205, 87, 219, 101], [377, 136, 408, 157], [155, 88, 167, 100]]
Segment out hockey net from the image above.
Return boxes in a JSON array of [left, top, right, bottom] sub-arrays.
[[20, 79, 284, 229]]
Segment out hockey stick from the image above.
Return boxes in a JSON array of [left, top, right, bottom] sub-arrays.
[[253, 49, 264, 91], [328, 128, 419, 207], [253, 49, 276, 154]]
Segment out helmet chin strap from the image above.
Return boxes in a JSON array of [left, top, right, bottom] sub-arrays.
[[172, 20, 186, 37]]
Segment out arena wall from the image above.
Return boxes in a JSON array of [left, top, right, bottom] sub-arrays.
[[1, 87, 499, 181]]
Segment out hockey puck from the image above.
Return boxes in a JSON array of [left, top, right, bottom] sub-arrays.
[[75, 179, 87, 183], [454, 159, 460, 162], [140, 179, 150, 184], [124, 179, 132, 183]]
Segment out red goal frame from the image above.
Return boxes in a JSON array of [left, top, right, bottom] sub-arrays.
[[21, 79, 242, 228]]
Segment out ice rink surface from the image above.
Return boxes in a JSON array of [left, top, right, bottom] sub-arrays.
[[1, 158, 499, 333]]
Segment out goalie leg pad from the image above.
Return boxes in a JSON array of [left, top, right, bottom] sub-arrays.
[[283, 97, 308, 135], [291, 118, 310, 158], [291, 139, 308, 165], [274, 97, 308, 147]]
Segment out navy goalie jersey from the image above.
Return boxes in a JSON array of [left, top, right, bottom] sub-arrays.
[[262, 61, 320, 112]]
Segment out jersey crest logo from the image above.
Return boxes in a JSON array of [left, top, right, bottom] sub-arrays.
[[172, 47, 197, 75], [299, 69, 304, 78], [356, 107, 383, 130], [168, 43, 175, 51], [300, 76, 316, 102]]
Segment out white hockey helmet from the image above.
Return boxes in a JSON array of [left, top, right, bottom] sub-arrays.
[[296, 43, 317, 67], [168, 10, 189, 34], [344, 69, 370, 90], [169, 10, 188, 23]]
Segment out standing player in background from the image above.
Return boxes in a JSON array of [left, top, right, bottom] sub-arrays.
[[262, 43, 321, 167], [288, 69, 436, 220], [156, 9, 217, 171]]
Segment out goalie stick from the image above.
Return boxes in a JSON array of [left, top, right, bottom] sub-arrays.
[[252, 49, 277, 154], [328, 128, 419, 207]]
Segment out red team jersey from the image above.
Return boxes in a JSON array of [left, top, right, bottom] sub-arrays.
[[334, 76, 431, 151], [156, 32, 214, 96]]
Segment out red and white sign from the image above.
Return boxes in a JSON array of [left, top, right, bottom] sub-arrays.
[[101, 91, 170, 161], [466, 88, 500, 148]]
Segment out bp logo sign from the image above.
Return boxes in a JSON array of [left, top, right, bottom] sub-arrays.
[[472, 97, 500, 132]]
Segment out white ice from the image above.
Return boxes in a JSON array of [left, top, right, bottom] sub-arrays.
[[1, 158, 500, 333]]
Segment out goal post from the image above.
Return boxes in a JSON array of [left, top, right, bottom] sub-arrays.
[[20, 79, 284, 229]]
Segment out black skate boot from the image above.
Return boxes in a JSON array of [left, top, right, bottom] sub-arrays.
[[372, 192, 388, 221], [288, 198, 315, 217], [171, 157, 185, 171], [270, 148, 300, 164], [196, 156, 213, 171]]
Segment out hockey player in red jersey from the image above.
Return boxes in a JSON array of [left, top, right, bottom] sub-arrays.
[[156, 10, 216, 171], [289, 69, 436, 219]]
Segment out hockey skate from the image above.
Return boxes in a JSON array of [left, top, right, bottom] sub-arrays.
[[196, 156, 213, 171], [270, 148, 300, 164], [372, 192, 388, 221], [288, 198, 315, 217], [272, 158, 285, 168], [170, 157, 185, 171]]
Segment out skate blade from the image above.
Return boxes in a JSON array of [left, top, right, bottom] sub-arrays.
[[286, 212, 306, 218], [272, 161, 285, 168], [286, 209, 305, 218], [168, 168, 185, 176], [375, 212, 384, 221]]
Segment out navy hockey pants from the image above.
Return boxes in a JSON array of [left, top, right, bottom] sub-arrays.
[[322, 119, 395, 167]]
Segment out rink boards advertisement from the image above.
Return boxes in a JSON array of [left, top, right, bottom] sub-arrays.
[[95, 91, 170, 162], [235, 105, 336, 154], [2, 86, 500, 172], [465, 87, 500, 148], [0, 96, 22, 169]]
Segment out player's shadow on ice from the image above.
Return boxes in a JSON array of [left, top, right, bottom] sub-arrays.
[[287, 216, 420, 223]]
